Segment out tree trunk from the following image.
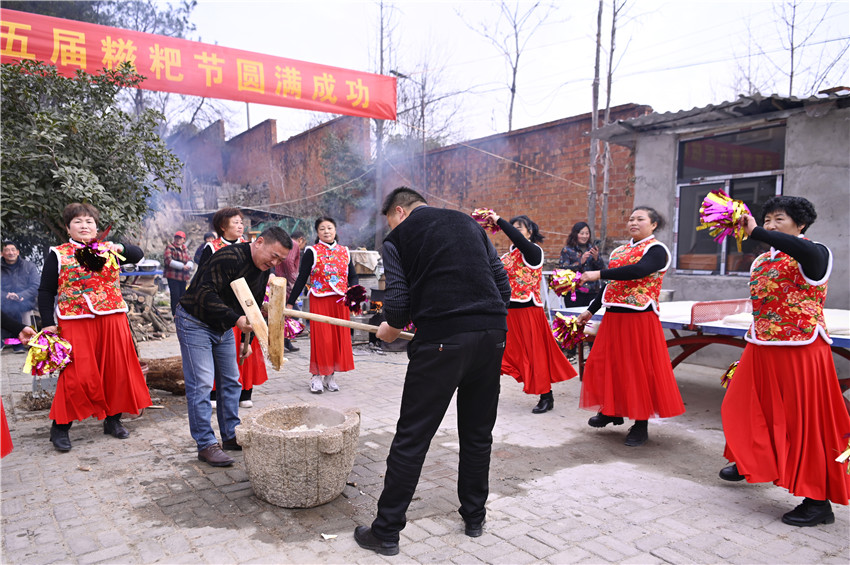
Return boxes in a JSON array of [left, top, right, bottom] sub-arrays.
[[588, 0, 604, 233]]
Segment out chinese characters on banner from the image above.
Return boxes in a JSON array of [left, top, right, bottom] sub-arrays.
[[0, 8, 397, 121]]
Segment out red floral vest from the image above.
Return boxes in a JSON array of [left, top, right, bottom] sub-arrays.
[[206, 236, 244, 254], [746, 241, 831, 345], [52, 241, 128, 319], [308, 242, 350, 296], [502, 246, 543, 305], [602, 236, 670, 315]]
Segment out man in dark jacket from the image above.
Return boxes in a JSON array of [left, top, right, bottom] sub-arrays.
[[1, 242, 40, 350], [176, 227, 291, 468], [354, 187, 510, 556]]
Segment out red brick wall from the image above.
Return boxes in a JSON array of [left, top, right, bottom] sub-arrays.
[[379, 103, 649, 261], [174, 105, 649, 261]]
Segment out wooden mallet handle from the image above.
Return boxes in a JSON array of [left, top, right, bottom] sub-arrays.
[[282, 308, 414, 341]]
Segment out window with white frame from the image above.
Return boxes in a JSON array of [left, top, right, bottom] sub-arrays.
[[674, 125, 785, 275]]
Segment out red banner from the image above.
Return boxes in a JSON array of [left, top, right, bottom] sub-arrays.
[[0, 9, 396, 121]]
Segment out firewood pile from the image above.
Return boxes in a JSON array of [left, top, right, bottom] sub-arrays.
[[121, 275, 172, 342]]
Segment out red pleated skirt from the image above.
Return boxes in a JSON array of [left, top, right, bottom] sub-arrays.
[[1, 400, 12, 458], [50, 314, 151, 424], [309, 294, 355, 376], [721, 338, 850, 505], [233, 327, 268, 389], [580, 310, 685, 420], [502, 306, 577, 394]]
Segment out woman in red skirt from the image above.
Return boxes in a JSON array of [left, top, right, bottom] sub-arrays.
[[577, 207, 684, 446], [200, 207, 267, 409], [1, 312, 35, 457], [719, 196, 849, 527], [37, 203, 151, 451], [287, 216, 358, 393], [485, 211, 577, 413]]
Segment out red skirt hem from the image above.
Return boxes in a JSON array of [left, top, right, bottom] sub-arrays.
[[502, 307, 577, 395], [579, 311, 684, 420], [721, 339, 850, 505], [308, 294, 355, 376], [49, 314, 151, 424]]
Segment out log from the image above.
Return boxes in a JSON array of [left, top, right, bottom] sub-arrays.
[[282, 308, 414, 341], [141, 356, 185, 395], [267, 277, 287, 370], [230, 277, 269, 356]]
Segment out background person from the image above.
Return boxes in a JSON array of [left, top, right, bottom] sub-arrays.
[[1, 311, 37, 457], [193, 231, 216, 265], [176, 227, 291, 467], [558, 221, 606, 307], [485, 210, 577, 414], [577, 207, 684, 447], [719, 196, 849, 527], [354, 187, 510, 556], [287, 217, 358, 394], [200, 208, 264, 409], [276, 229, 307, 353], [37, 203, 150, 452], [1, 241, 40, 351], [163, 230, 193, 316]]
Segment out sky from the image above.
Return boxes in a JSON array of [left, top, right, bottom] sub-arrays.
[[191, 0, 850, 143]]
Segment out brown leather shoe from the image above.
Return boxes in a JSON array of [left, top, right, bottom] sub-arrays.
[[197, 443, 234, 467]]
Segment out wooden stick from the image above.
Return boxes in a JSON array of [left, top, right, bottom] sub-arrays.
[[230, 278, 269, 356], [283, 308, 414, 341], [267, 277, 287, 370]]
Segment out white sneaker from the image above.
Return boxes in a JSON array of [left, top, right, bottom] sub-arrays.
[[310, 375, 324, 394], [211, 400, 217, 409], [239, 400, 253, 408], [323, 374, 340, 392]]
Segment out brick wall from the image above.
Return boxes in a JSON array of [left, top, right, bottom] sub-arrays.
[[379, 103, 651, 261], [173, 104, 650, 261]]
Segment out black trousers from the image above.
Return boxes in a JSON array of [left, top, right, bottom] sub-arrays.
[[371, 328, 506, 542], [167, 277, 187, 316]]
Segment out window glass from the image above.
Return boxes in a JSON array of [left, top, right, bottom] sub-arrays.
[[678, 126, 785, 181]]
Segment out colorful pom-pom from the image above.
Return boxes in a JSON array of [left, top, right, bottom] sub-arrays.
[[548, 269, 586, 302], [551, 313, 587, 349], [338, 284, 368, 314], [74, 241, 124, 272], [471, 209, 500, 234], [22, 330, 73, 377], [696, 189, 751, 252], [721, 360, 738, 389], [284, 318, 304, 339], [836, 433, 850, 475]]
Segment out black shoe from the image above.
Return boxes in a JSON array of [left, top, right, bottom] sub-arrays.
[[531, 393, 553, 414], [103, 415, 129, 439], [354, 526, 399, 556], [588, 413, 624, 428], [222, 437, 242, 451], [50, 423, 72, 451], [781, 498, 835, 527], [464, 520, 484, 537], [624, 421, 648, 447], [719, 463, 745, 482], [284, 339, 300, 352]]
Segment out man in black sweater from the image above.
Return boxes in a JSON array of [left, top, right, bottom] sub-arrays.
[[176, 227, 291, 467], [354, 187, 510, 556]]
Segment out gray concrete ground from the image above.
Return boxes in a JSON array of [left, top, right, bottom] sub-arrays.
[[2, 333, 848, 564]]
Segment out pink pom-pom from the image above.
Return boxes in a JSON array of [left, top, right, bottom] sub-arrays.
[[551, 313, 587, 349], [696, 189, 751, 252], [338, 284, 368, 314], [471, 208, 500, 234], [548, 269, 586, 301], [284, 318, 304, 338]]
